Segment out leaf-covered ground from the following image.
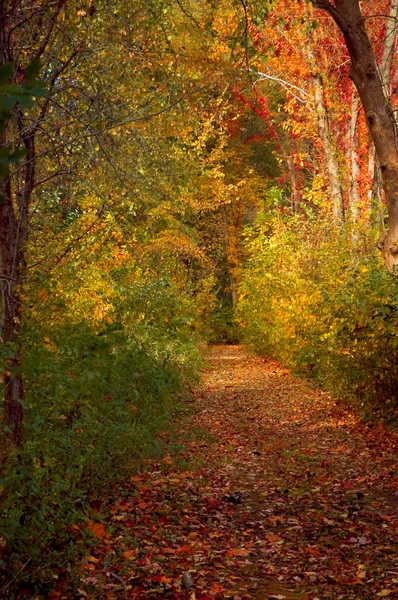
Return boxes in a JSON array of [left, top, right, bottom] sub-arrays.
[[62, 345, 397, 600]]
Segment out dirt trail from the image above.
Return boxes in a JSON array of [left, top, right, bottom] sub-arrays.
[[78, 345, 398, 600]]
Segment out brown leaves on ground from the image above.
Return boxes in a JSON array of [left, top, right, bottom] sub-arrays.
[[61, 346, 397, 600]]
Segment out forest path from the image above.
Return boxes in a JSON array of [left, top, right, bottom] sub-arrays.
[[79, 345, 398, 600]]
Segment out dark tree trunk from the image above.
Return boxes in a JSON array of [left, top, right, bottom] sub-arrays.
[[0, 1, 32, 450], [312, 0, 398, 270], [0, 164, 25, 449], [0, 1, 24, 449]]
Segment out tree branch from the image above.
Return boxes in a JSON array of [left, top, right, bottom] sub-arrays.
[[34, 0, 67, 60], [254, 70, 309, 105], [310, 0, 348, 32]]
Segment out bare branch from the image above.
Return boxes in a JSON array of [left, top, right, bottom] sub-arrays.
[[34, 0, 67, 60], [254, 70, 309, 105]]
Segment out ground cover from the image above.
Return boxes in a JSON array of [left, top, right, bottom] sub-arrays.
[[47, 345, 397, 600]]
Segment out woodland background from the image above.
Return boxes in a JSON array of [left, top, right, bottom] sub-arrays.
[[1, 0, 398, 593]]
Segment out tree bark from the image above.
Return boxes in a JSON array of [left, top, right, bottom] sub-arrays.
[[286, 149, 301, 214], [312, 0, 398, 270], [0, 171, 25, 450], [380, 0, 398, 94], [310, 70, 345, 221], [0, 1, 35, 450], [369, 0, 398, 226], [349, 91, 360, 224], [0, 1, 24, 450]]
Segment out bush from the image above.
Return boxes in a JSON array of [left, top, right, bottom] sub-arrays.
[[238, 215, 398, 423], [0, 275, 202, 593]]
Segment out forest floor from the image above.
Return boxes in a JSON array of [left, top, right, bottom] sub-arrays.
[[72, 345, 398, 600]]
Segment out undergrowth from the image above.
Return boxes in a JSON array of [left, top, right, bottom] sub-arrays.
[[238, 214, 398, 424], [0, 275, 203, 595]]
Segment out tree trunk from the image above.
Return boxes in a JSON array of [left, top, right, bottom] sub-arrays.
[[380, 0, 398, 94], [303, 13, 345, 221], [0, 2, 29, 450], [286, 153, 301, 214], [312, 0, 398, 270], [370, 155, 386, 230], [369, 0, 398, 228], [349, 92, 360, 224], [0, 170, 25, 450], [310, 70, 345, 221]]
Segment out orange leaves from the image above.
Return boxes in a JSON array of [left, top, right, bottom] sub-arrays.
[[225, 547, 249, 557], [210, 582, 225, 594], [123, 549, 137, 560], [86, 521, 106, 538], [160, 544, 195, 557], [329, 444, 348, 453], [38, 288, 49, 302], [264, 533, 283, 544]]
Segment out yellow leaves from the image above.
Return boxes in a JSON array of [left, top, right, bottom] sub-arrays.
[[355, 564, 367, 583], [149, 230, 207, 264], [43, 336, 57, 352]]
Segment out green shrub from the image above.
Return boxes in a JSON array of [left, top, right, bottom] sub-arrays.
[[0, 276, 202, 593]]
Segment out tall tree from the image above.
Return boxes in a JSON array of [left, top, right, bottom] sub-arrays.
[[0, 0, 69, 449]]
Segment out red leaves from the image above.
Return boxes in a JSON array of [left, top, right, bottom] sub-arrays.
[[72, 345, 398, 599]]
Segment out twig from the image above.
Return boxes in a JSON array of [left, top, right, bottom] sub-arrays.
[[109, 572, 126, 588], [0, 558, 32, 593], [254, 70, 308, 104]]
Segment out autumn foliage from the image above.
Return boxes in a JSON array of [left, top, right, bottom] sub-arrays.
[[1, 0, 398, 596], [238, 214, 398, 420]]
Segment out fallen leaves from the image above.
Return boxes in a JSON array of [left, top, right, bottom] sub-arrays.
[[86, 521, 106, 538], [62, 345, 398, 600], [123, 549, 137, 560]]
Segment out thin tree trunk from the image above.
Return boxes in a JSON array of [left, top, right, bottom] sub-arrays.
[[311, 71, 345, 221], [309, 67, 345, 221], [303, 11, 345, 221], [380, 0, 398, 94], [287, 142, 301, 214], [0, 1, 24, 450], [370, 155, 385, 230], [369, 0, 398, 225], [0, 1, 30, 450], [349, 92, 360, 224]]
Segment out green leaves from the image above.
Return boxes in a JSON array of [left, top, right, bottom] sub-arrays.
[[0, 146, 27, 177], [0, 60, 46, 129], [0, 60, 46, 192]]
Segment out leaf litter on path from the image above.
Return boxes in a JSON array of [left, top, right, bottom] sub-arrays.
[[61, 345, 397, 600]]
